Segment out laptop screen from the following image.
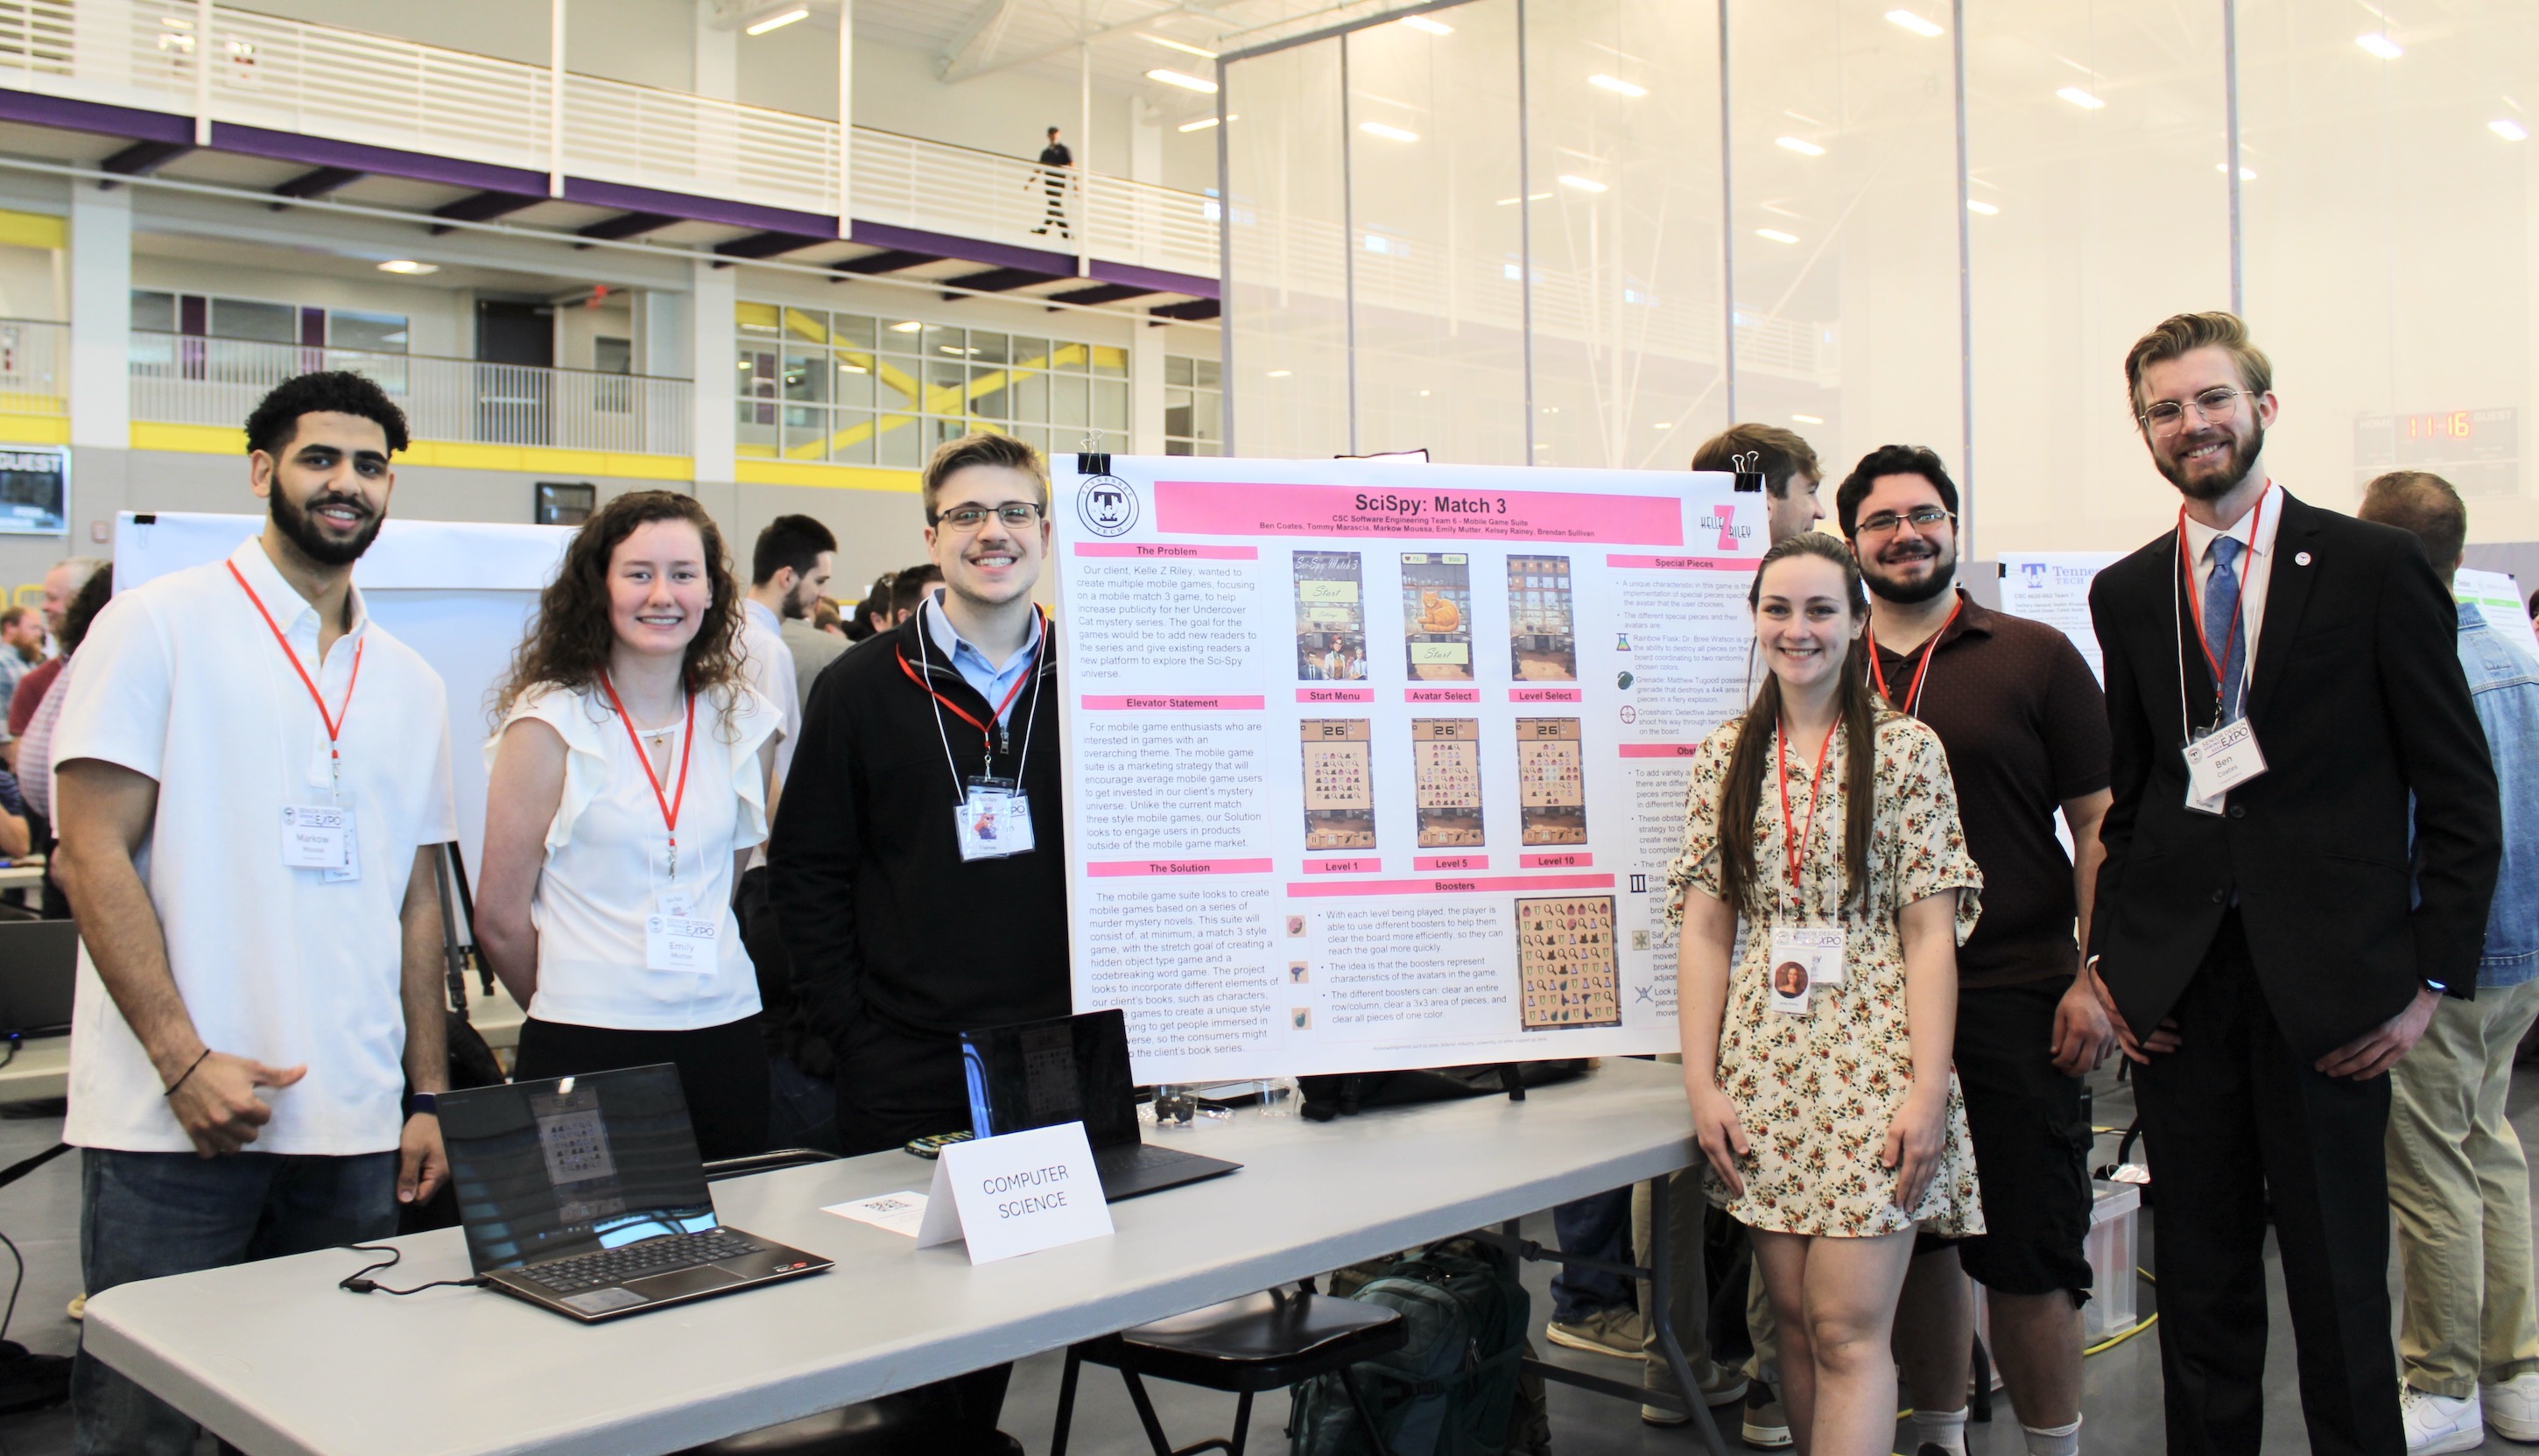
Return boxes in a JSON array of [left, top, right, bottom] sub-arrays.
[[961, 1008, 1141, 1150], [439, 1064, 718, 1274]]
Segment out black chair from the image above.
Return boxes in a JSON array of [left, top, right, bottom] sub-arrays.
[[675, 1150, 1023, 1456], [1051, 1285, 1404, 1456]]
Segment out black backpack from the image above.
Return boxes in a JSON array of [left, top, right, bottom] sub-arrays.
[[1287, 1239, 1530, 1456]]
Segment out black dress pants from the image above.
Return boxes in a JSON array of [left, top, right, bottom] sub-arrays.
[[513, 1016, 770, 1163], [2131, 911, 2402, 1456]]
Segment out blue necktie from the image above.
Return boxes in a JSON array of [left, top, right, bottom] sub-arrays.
[[2204, 536, 2247, 723]]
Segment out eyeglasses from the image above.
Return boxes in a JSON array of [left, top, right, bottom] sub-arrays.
[[930, 502, 1044, 531], [1853, 506, 1953, 538], [2138, 386, 2249, 433]]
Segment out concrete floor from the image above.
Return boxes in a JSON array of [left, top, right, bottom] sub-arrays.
[[0, 1059, 2528, 1455]]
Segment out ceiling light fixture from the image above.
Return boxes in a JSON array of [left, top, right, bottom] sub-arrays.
[[1359, 121, 1420, 143], [1589, 74, 1648, 97], [2356, 32, 2403, 60], [744, 7, 807, 36], [2214, 162, 2256, 179], [890, 320, 922, 333], [1495, 192, 1554, 205], [1141, 33, 1219, 59], [1776, 136, 1825, 156], [1792, 412, 1825, 424], [376, 259, 439, 275], [2057, 86, 2106, 110], [1146, 68, 1218, 94], [2493, 118, 2529, 141], [1884, 9, 1945, 38], [1399, 15, 1452, 35], [1266, 369, 1292, 377], [1178, 115, 1239, 132], [1966, 199, 1999, 215], [1755, 228, 1798, 244], [1558, 174, 1608, 193]]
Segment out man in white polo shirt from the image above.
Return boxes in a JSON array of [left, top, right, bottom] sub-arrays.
[[51, 370, 457, 1455]]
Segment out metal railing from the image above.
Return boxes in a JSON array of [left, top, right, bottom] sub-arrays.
[[0, 318, 64, 417], [0, 0, 1222, 281], [129, 333, 691, 455]]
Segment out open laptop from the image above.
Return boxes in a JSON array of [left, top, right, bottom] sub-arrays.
[[960, 1008, 1241, 1200], [0, 921, 76, 1037], [438, 1064, 831, 1322]]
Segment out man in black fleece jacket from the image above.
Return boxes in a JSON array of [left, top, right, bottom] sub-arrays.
[[770, 433, 1069, 1159]]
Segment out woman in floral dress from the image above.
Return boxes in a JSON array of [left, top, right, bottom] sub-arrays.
[[1667, 532, 1985, 1456]]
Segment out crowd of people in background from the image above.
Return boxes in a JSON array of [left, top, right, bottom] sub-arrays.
[[11, 304, 2538, 1456]]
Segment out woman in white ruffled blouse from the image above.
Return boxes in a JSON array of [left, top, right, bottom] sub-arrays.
[[476, 491, 782, 1157]]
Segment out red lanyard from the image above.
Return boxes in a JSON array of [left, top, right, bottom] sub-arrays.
[[597, 672, 695, 852], [1865, 595, 1962, 718], [2176, 487, 2268, 703], [1774, 714, 1841, 898], [896, 616, 1043, 755], [229, 560, 364, 776]]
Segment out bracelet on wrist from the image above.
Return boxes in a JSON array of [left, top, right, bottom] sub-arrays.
[[162, 1047, 212, 1099]]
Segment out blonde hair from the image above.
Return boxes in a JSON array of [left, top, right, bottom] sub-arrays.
[[2123, 312, 2274, 426]]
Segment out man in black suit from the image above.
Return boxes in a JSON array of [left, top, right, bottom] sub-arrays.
[[2086, 311, 2500, 1456]]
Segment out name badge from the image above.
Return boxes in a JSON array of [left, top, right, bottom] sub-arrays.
[[280, 805, 350, 873], [1767, 924, 1845, 1015], [646, 836, 693, 918], [2184, 720, 2267, 813], [644, 914, 719, 973], [955, 777, 1035, 862]]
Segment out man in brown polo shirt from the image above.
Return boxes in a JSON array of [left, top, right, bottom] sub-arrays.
[[1837, 444, 2116, 1456]]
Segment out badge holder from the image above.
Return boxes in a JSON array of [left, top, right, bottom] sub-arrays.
[[2171, 525, 2268, 815], [1766, 925, 1844, 1016], [955, 776, 1036, 862], [642, 835, 718, 973]]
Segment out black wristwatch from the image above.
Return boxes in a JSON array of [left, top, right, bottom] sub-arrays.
[[403, 1092, 439, 1119]]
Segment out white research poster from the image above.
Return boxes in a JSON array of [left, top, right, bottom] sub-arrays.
[[1051, 455, 1764, 1083], [1997, 552, 2126, 683]]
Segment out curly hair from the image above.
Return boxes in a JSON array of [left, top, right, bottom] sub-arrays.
[[492, 490, 749, 734], [245, 371, 411, 457]]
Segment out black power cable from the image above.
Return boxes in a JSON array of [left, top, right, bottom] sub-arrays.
[[335, 1244, 483, 1297]]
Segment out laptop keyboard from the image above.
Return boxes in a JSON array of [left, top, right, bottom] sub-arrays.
[[1101, 1143, 1192, 1173], [516, 1228, 766, 1294]]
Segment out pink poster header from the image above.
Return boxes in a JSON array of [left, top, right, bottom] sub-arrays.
[[1080, 694, 1266, 711], [1405, 686, 1480, 703], [1285, 872, 1614, 898], [1619, 742, 1706, 758], [1606, 554, 1750, 572], [1520, 851, 1593, 869], [1298, 686, 1376, 704], [1088, 858, 1274, 877], [1509, 686, 1582, 703], [1157, 481, 1682, 545], [1073, 541, 1258, 560]]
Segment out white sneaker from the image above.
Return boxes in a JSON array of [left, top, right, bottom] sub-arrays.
[[2404, 1386, 2486, 1455], [2483, 1371, 2539, 1443]]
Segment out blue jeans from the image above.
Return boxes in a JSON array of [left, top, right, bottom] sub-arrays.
[[75, 1147, 397, 1456], [1551, 1186, 1634, 1324]]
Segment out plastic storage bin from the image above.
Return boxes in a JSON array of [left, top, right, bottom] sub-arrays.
[[2084, 1178, 2142, 1340]]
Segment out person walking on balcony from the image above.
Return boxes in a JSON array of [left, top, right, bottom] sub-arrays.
[[1030, 126, 1074, 241]]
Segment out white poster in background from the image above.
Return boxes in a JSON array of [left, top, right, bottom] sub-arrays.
[[113, 511, 569, 883], [1051, 455, 1763, 1085], [1997, 552, 2125, 683], [2455, 566, 2539, 653]]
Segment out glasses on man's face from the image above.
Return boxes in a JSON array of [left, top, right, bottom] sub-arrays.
[[931, 502, 1044, 531], [2139, 385, 2249, 434], [1853, 505, 1952, 539]]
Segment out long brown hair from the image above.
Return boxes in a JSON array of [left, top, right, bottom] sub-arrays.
[[1714, 533, 1884, 916], [492, 490, 747, 731]]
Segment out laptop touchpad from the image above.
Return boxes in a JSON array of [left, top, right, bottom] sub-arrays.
[[625, 1263, 746, 1299]]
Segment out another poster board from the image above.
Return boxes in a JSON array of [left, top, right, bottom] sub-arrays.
[[2455, 566, 2539, 653], [1997, 552, 2124, 682], [1052, 455, 1763, 1083]]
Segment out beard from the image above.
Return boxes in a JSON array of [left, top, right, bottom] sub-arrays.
[[2156, 418, 2265, 503], [1860, 538, 1956, 606], [270, 485, 383, 567]]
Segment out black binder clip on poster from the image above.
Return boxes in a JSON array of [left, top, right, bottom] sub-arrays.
[[1730, 449, 1768, 495]]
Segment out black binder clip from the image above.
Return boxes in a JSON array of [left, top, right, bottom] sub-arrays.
[[1077, 452, 1112, 477], [1730, 449, 1767, 494]]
